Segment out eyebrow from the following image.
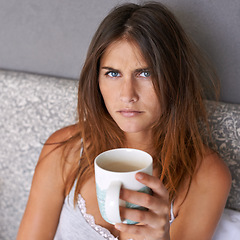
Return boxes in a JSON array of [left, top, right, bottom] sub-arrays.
[[101, 67, 119, 72], [101, 66, 150, 74]]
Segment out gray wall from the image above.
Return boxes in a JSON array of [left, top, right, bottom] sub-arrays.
[[0, 0, 239, 104]]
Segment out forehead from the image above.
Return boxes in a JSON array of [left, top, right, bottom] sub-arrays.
[[100, 39, 148, 67]]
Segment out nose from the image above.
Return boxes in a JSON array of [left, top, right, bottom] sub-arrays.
[[119, 78, 139, 103]]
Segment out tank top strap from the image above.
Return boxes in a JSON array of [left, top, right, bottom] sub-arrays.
[[169, 200, 175, 224]]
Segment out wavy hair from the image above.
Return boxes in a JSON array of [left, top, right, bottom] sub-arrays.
[[63, 2, 219, 204]]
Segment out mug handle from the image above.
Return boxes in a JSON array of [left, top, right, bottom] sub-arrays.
[[105, 181, 123, 224]]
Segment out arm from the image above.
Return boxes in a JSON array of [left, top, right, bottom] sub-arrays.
[[115, 151, 231, 240], [17, 126, 76, 240], [170, 151, 232, 240]]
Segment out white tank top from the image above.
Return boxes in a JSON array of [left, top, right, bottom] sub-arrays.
[[54, 181, 120, 240], [54, 181, 175, 240]]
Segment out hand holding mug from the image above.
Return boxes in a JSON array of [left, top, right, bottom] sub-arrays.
[[116, 172, 170, 240]]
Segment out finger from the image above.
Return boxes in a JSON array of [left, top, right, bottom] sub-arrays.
[[115, 222, 168, 239], [120, 188, 169, 215], [136, 172, 169, 201], [120, 206, 168, 229]]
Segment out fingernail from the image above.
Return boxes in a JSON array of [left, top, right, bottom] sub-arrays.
[[115, 223, 122, 230], [136, 172, 144, 180]]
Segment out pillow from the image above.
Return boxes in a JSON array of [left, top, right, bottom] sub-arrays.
[[212, 208, 240, 240], [206, 101, 240, 211]]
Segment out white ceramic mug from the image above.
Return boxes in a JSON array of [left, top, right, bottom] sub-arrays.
[[94, 148, 153, 225]]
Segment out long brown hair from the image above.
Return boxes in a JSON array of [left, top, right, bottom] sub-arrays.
[[63, 2, 219, 203]]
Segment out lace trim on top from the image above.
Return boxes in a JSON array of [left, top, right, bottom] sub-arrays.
[[77, 193, 122, 240], [77, 192, 172, 239]]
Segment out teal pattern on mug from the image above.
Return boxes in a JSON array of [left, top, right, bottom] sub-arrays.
[[96, 184, 111, 223], [124, 186, 152, 224], [96, 184, 152, 225]]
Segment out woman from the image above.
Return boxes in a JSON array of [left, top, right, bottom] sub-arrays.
[[17, 2, 231, 240]]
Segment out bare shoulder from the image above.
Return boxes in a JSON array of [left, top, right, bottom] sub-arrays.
[[30, 124, 80, 198], [36, 124, 79, 184], [195, 148, 232, 191], [188, 148, 232, 210], [38, 124, 79, 162], [175, 147, 232, 212], [17, 124, 80, 239], [39, 124, 79, 158], [170, 148, 232, 239]]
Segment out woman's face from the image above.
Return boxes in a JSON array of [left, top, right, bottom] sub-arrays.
[[98, 39, 161, 137]]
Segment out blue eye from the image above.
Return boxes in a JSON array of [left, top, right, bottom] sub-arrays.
[[105, 71, 120, 78], [139, 71, 150, 78]]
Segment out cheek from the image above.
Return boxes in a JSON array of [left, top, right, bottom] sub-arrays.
[[145, 88, 160, 104], [147, 92, 161, 115]]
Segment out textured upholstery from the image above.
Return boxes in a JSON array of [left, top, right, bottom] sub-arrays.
[[207, 101, 240, 211], [0, 70, 78, 239], [0, 70, 239, 239]]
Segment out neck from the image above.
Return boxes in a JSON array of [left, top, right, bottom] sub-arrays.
[[124, 131, 153, 154]]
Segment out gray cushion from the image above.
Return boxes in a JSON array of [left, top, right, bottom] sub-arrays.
[[207, 101, 240, 211], [0, 70, 78, 239]]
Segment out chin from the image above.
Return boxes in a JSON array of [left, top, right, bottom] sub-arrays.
[[119, 124, 147, 134], [115, 119, 153, 134]]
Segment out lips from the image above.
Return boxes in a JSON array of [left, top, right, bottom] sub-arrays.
[[118, 109, 143, 117]]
